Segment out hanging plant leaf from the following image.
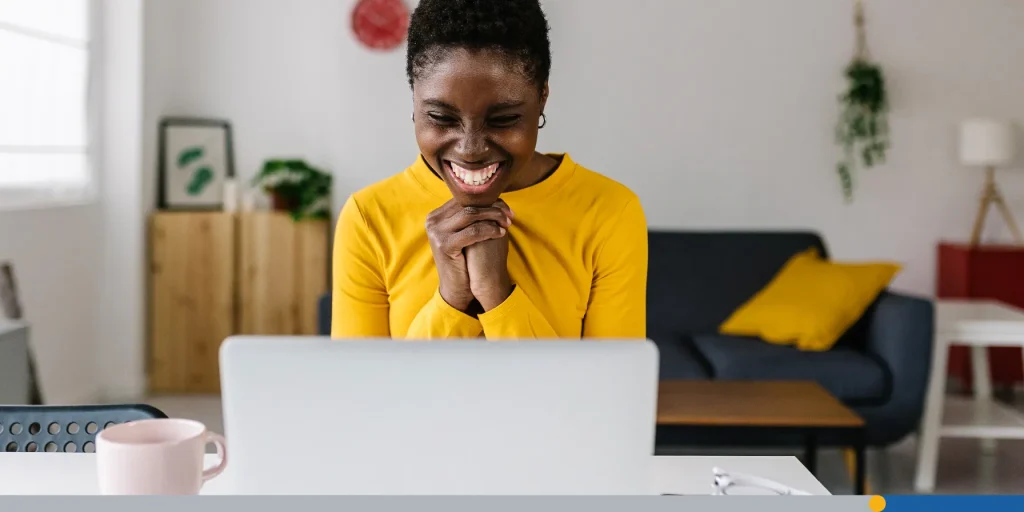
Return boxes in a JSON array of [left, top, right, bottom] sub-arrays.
[[835, 59, 890, 201], [837, 162, 853, 200], [833, 2, 891, 201]]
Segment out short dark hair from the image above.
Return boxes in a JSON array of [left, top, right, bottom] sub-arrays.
[[406, 0, 552, 92]]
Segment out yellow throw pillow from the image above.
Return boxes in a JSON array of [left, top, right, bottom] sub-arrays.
[[719, 248, 901, 352]]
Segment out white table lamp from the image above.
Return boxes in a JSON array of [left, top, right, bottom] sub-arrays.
[[960, 119, 1021, 245]]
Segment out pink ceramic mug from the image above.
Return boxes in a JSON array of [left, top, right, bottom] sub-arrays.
[[95, 418, 228, 495]]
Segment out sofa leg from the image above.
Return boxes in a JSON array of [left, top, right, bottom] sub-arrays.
[[844, 447, 870, 495]]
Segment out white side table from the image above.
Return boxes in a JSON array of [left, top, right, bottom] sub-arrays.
[[914, 299, 1024, 492]]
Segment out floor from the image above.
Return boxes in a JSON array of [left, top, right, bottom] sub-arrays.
[[140, 391, 1024, 496]]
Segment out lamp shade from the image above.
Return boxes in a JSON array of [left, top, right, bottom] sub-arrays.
[[960, 119, 1017, 167]]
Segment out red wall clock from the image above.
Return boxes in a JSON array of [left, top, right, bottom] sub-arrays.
[[351, 0, 410, 51]]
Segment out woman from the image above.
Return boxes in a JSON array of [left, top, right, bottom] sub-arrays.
[[331, 0, 647, 339]]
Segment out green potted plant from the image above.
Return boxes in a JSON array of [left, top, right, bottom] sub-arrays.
[[251, 158, 332, 221], [835, 1, 890, 201]]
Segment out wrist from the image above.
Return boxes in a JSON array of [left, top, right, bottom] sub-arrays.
[[473, 278, 513, 312], [439, 286, 474, 312]]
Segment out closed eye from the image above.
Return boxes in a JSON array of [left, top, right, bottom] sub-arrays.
[[427, 112, 458, 126], [489, 115, 521, 128]]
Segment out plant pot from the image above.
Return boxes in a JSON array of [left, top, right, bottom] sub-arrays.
[[270, 192, 298, 212]]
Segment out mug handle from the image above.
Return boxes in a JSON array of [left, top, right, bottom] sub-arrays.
[[202, 432, 228, 481]]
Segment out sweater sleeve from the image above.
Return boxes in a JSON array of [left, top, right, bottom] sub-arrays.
[[581, 198, 648, 339], [331, 195, 391, 338], [405, 288, 484, 339], [477, 285, 559, 339]]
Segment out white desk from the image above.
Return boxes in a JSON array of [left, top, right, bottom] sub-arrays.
[[914, 299, 1024, 492], [0, 454, 830, 495]]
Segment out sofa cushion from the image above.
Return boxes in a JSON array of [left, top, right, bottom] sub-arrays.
[[719, 247, 902, 352], [689, 334, 888, 403], [650, 336, 711, 380], [647, 231, 828, 337]]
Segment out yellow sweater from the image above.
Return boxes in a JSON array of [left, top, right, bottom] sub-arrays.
[[330, 153, 648, 340]]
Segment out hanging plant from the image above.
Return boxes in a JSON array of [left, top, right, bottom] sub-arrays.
[[835, 0, 890, 201]]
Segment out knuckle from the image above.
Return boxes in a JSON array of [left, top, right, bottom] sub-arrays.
[[463, 206, 481, 216]]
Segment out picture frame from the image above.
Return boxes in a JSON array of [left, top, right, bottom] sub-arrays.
[[157, 117, 235, 210]]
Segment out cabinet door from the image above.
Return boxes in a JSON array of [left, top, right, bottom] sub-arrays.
[[238, 213, 329, 336], [148, 213, 235, 393], [239, 213, 298, 335], [294, 219, 330, 335]]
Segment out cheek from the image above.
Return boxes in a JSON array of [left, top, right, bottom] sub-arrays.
[[492, 128, 538, 157], [414, 126, 451, 156], [415, 124, 539, 161]]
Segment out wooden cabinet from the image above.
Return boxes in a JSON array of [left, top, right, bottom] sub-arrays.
[[147, 211, 330, 394]]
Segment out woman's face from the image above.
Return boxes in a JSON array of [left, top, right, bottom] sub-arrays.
[[413, 47, 547, 207]]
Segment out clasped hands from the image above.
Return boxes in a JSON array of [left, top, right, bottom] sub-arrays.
[[425, 198, 514, 315]]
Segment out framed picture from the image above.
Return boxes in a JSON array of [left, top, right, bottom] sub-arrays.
[[157, 117, 235, 210]]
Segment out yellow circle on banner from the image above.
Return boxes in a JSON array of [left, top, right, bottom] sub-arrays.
[[868, 495, 886, 512]]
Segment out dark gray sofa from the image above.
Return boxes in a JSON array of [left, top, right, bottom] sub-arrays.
[[318, 230, 934, 449], [646, 230, 933, 448]]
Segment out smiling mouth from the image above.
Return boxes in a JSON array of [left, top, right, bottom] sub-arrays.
[[444, 160, 504, 193]]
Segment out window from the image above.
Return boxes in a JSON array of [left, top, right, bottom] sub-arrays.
[[0, 0, 94, 208]]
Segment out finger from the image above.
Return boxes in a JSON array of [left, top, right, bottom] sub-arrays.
[[441, 206, 511, 232], [448, 220, 506, 250], [427, 199, 463, 223], [493, 199, 514, 220]]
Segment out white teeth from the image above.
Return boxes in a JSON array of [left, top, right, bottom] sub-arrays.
[[451, 162, 499, 186]]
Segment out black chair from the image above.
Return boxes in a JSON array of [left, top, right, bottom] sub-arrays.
[[0, 404, 167, 453]]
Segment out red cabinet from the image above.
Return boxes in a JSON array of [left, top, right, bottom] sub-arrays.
[[937, 242, 1024, 388]]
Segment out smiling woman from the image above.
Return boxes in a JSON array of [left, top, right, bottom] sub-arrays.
[[331, 0, 648, 340]]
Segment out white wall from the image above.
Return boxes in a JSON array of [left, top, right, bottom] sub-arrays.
[[540, 0, 1024, 296], [140, 0, 1024, 302], [96, 0, 146, 401], [0, 0, 147, 405], [142, 0, 419, 206], [141, 0, 1024, 298]]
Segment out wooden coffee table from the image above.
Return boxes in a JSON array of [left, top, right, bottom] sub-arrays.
[[657, 380, 867, 494]]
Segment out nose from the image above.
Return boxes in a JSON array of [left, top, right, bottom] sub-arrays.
[[454, 129, 488, 162]]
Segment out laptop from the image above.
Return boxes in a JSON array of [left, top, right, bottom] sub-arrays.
[[218, 336, 660, 495]]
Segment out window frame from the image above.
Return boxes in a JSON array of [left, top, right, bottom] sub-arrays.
[[0, 0, 100, 211]]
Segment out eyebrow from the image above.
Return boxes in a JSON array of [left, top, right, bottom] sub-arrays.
[[489, 101, 526, 111], [421, 99, 526, 113], [423, 99, 459, 111]]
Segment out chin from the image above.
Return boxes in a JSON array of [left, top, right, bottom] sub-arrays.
[[440, 159, 512, 207]]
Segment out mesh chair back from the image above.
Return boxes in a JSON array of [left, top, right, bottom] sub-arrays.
[[0, 404, 167, 453]]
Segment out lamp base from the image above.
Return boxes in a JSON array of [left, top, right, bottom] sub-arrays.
[[970, 167, 1024, 245]]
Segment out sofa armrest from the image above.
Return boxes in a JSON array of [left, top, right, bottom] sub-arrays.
[[318, 293, 332, 336], [860, 290, 934, 441]]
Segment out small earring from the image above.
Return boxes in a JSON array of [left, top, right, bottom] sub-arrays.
[[539, 112, 547, 129]]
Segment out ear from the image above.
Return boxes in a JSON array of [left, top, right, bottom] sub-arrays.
[[539, 81, 550, 110]]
